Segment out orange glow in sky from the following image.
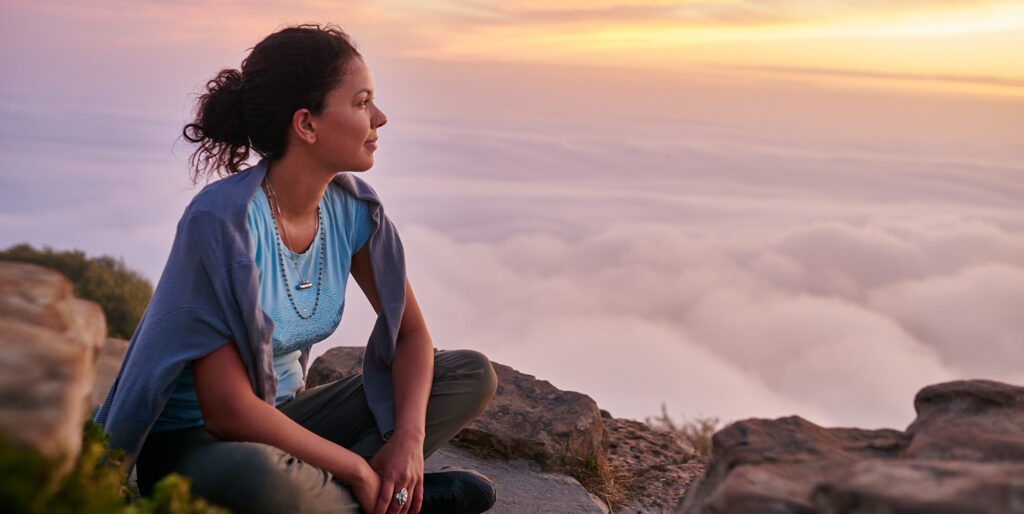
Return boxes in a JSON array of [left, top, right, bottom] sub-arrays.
[[386, 0, 1024, 95], [5, 0, 1022, 95]]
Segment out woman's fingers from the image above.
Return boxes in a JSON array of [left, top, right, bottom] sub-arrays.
[[381, 479, 414, 514], [395, 483, 411, 514], [409, 477, 423, 514], [374, 480, 394, 514]]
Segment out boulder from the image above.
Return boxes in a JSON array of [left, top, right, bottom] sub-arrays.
[[0, 261, 106, 480], [676, 416, 906, 514], [306, 345, 365, 388], [452, 360, 607, 473], [812, 459, 1024, 514], [904, 380, 1024, 462], [676, 379, 1024, 514]]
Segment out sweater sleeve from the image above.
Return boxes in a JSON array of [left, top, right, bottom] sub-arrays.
[[94, 202, 276, 465]]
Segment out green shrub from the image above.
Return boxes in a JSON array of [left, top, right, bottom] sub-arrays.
[[0, 421, 227, 514], [0, 244, 152, 339]]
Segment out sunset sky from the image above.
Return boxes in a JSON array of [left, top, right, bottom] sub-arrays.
[[2, 1, 1023, 430]]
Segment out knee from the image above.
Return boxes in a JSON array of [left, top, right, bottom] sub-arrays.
[[439, 349, 498, 412]]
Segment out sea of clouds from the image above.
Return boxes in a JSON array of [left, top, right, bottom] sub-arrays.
[[2, 55, 1021, 430]]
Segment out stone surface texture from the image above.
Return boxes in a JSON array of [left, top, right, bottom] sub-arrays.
[[426, 444, 609, 514], [904, 379, 1024, 463], [306, 345, 366, 388], [812, 459, 1024, 514], [603, 414, 704, 513], [677, 379, 1024, 514], [452, 360, 607, 472], [0, 261, 106, 479]]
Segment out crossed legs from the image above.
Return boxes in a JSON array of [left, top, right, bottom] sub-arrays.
[[136, 350, 497, 514]]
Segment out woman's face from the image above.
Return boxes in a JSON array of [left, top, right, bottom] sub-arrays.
[[311, 57, 387, 172]]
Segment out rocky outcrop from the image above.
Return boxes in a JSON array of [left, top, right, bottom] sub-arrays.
[[309, 346, 702, 512], [0, 261, 106, 481], [903, 380, 1024, 462], [453, 360, 607, 472], [813, 459, 1024, 513], [677, 380, 1024, 514], [603, 415, 704, 513]]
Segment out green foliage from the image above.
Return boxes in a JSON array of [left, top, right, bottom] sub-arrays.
[[0, 243, 153, 339], [0, 421, 228, 514], [0, 430, 53, 512], [132, 474, 227, 514], [646, 403, 721, 458]]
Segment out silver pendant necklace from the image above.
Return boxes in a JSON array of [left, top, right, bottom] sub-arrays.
[[263, 175, 325, 320]]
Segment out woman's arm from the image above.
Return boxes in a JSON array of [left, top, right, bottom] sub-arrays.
[[351, 242, 434, 514], [193, 342, 381, 511]]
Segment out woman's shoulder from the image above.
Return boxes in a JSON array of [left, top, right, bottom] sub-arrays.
[[331, 172, 382, 206], [185, 166, 265, 223]]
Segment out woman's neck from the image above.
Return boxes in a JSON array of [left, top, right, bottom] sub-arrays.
[[264, 153, 335, 221]]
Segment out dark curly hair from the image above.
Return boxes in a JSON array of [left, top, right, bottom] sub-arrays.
[[183, 24, 362, 183]]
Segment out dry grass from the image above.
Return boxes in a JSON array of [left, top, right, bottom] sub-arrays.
[[646, 403, 721, 458], [568, 456, 635, 512]]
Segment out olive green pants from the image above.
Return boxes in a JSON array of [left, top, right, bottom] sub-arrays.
[[136, 350, 497, 514]]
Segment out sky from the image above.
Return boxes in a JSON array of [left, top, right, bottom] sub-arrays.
[[2, 0, 1023, 430]]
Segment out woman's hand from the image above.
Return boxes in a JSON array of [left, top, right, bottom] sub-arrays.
[[369, 433, 425, 514], [349, 461, 384, 513]]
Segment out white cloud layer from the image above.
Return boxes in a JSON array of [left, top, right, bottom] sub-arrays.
[[324, 212, 1022, 430], [2, 37, 1021, 431]]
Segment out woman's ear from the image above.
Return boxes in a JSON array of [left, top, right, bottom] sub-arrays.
[[291, 108, 317, 145]]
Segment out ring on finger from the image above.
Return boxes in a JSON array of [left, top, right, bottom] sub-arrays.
[[394, 487, 409, 508]]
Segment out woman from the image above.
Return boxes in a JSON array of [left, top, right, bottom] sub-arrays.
[[94, 25, 498, 514]]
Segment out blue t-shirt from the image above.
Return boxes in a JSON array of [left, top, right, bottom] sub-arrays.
[[152, 181, 372, 432]]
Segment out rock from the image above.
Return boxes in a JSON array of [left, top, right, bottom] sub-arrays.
[[91, 337, 129, 407], [0, 261, 106, 480], [676, 380, 1024, 514], [306, 346, 365, 388], [603, 416, 702, 513], [904, 380, 1024, 462], [308, 347, 608, 473], [450, 360, 606, 472], [676, 416, 906, 514], [426, 443, 609, 514], [812, 459, 1024, 514]]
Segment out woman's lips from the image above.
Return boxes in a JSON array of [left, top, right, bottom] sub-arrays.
[[364, 139, 378, 149]]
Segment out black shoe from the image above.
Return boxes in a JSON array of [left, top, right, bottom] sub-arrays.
[[420, 469, 496, 514]]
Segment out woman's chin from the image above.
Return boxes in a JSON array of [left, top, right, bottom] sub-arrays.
[[336, 158, 374, 173]]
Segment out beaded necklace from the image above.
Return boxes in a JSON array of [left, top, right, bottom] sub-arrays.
[[262, 177, 325, 320]]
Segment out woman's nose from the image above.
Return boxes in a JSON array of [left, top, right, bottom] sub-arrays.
[[373, 105, 387, 128]]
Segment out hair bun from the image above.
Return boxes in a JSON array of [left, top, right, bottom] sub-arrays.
[[185, 69, 248, 147]]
